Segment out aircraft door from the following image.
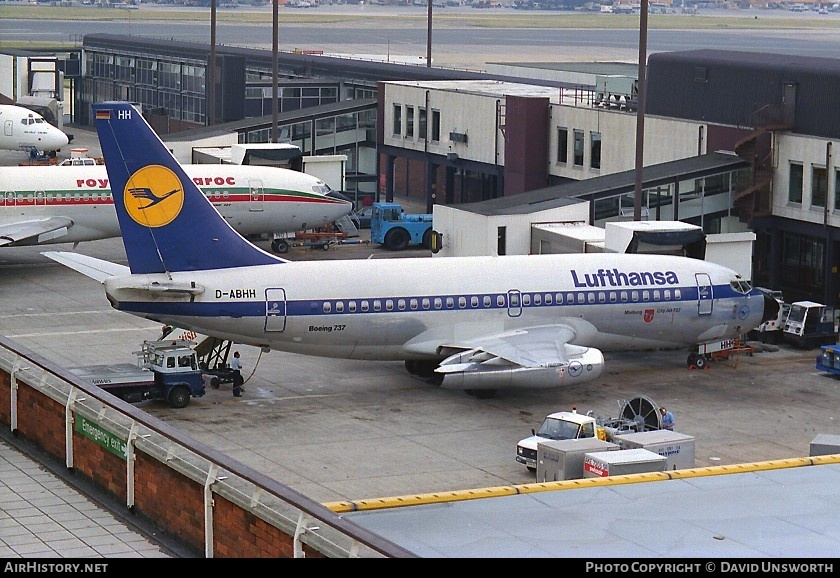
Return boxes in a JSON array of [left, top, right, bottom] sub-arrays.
[[265, 288, 286, 332], [507, 290, 522, 317], [4, 120, 12, 137], [249, 179, 264, 212], [695, 273, 713, 316]]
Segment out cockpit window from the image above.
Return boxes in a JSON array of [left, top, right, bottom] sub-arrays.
[[730, 277, 752, 294], [312, 184, 332, 194]]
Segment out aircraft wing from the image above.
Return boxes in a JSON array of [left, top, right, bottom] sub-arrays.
[[0, 217, 73, 247], [434, 324, 605, 390], [41, 251, 129, 282]]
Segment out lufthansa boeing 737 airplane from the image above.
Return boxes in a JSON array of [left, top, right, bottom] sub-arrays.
[[1, 161, 352, 249], [44, 102, 779, 399]]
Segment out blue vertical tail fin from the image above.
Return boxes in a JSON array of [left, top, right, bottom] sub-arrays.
[[93, 101, 281, 274]]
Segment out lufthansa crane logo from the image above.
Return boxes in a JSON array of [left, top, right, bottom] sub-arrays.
[[123, 165, 184, 228]]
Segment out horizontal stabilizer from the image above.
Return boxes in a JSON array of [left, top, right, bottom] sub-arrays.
[[41, 251, 129, 282], [0, 217, 73, 247]]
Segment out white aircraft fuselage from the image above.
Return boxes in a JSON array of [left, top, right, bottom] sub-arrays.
[[1, 164, 352, 246], [102, 252, 768, 390], [0, 104, 70, 154]]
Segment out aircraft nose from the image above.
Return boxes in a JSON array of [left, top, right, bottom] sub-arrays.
[[45, 128, 70, 150], [761, 292, 781, 324]]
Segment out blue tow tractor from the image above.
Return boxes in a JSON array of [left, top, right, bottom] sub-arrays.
[[369, 202, 442, 252], [816, 344, 840, 377]]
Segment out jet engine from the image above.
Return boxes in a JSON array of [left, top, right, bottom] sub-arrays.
[[435, 345, 604, 391]]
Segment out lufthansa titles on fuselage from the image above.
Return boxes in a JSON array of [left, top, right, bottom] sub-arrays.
[[571, 268, 679, 288]]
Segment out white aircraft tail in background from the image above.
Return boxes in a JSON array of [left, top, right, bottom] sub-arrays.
[[0, 104, 70, 156], [44, 101, 779, 399]]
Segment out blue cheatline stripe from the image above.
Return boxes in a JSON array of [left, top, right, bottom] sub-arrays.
[[114, 284, 742, 319]]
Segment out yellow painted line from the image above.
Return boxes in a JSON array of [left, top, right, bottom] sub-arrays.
[[323, 454, 840, 513]]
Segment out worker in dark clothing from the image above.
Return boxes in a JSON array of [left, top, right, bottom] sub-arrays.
[[231, 351, 244, 397]]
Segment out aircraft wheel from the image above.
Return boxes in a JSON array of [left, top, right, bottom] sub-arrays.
[[692, 354, 708, 370], [210, 377, 220, 389], [472, 389, 497, 399], [168, 386, 191, 409], [384, 227, 410, 251], [405, 360, 418, 375], [271, 239, 290, 254]]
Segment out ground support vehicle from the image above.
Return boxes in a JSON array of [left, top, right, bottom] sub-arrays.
[[816, 344, 840, 377], [69, 340, 206, 408], [783, 301, 838, 349], [369, 202, 435, 251], [516, 396, 662, 472], [747, 288, 788, 344]]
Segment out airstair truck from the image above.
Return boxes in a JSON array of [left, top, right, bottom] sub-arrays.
[[69, 340, 206, 409]]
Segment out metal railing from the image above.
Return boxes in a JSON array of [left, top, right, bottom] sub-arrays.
[[0, 335, 416, 559]]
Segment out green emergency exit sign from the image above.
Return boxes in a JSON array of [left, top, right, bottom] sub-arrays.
[[75, 416, 127, 461]]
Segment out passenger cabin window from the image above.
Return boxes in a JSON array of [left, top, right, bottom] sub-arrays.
[[349, 301, 357, 312], [322, 302, 332, 313]]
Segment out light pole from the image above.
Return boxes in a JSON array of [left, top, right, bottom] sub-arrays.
[[208, 0, 216, 126], [426, 0, 432, 67], [272, 0, 279, 143], [633, 0, 649, 221]]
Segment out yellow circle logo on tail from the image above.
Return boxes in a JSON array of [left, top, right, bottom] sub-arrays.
[[123, 165, 184, 228]]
